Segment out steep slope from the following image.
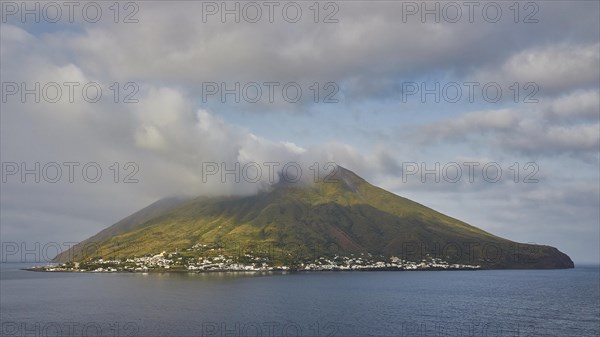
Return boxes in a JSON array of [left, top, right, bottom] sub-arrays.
[[53, 196, 190, 262], [54, 167, 573, 269]]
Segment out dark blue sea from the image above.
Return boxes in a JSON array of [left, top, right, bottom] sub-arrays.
[[1, 263, 598, 337]]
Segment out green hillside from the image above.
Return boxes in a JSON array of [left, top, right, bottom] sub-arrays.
[[54, 167, 573, 269]]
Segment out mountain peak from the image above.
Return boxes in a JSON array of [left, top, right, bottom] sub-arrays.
[[329, 165, 363, 192]]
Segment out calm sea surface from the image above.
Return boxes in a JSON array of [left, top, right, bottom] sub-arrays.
[[1, 263, 598, 337]]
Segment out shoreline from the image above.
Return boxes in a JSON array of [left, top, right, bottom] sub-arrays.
[[24, 267, 482, 273]]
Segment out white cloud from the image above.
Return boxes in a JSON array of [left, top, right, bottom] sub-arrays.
[[414, 90, 600, 159], [475, 43, 600, 94], [419, 109, 518, 141], [548, 89, 600, 120]]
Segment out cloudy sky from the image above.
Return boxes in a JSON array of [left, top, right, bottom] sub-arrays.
[[1, 1, 598, 263]]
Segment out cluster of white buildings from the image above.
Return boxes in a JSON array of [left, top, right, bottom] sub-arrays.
[[300, 256, 480, 271], [122, 252, 173, 271], [33, 251, 480, 273], [186, 254, 277, 271]]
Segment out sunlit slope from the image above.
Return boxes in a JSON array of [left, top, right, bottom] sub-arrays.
[[54, 167, 573, 269]]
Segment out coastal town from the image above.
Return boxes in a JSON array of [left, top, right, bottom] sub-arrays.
[[29, 249, 481, 273]]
